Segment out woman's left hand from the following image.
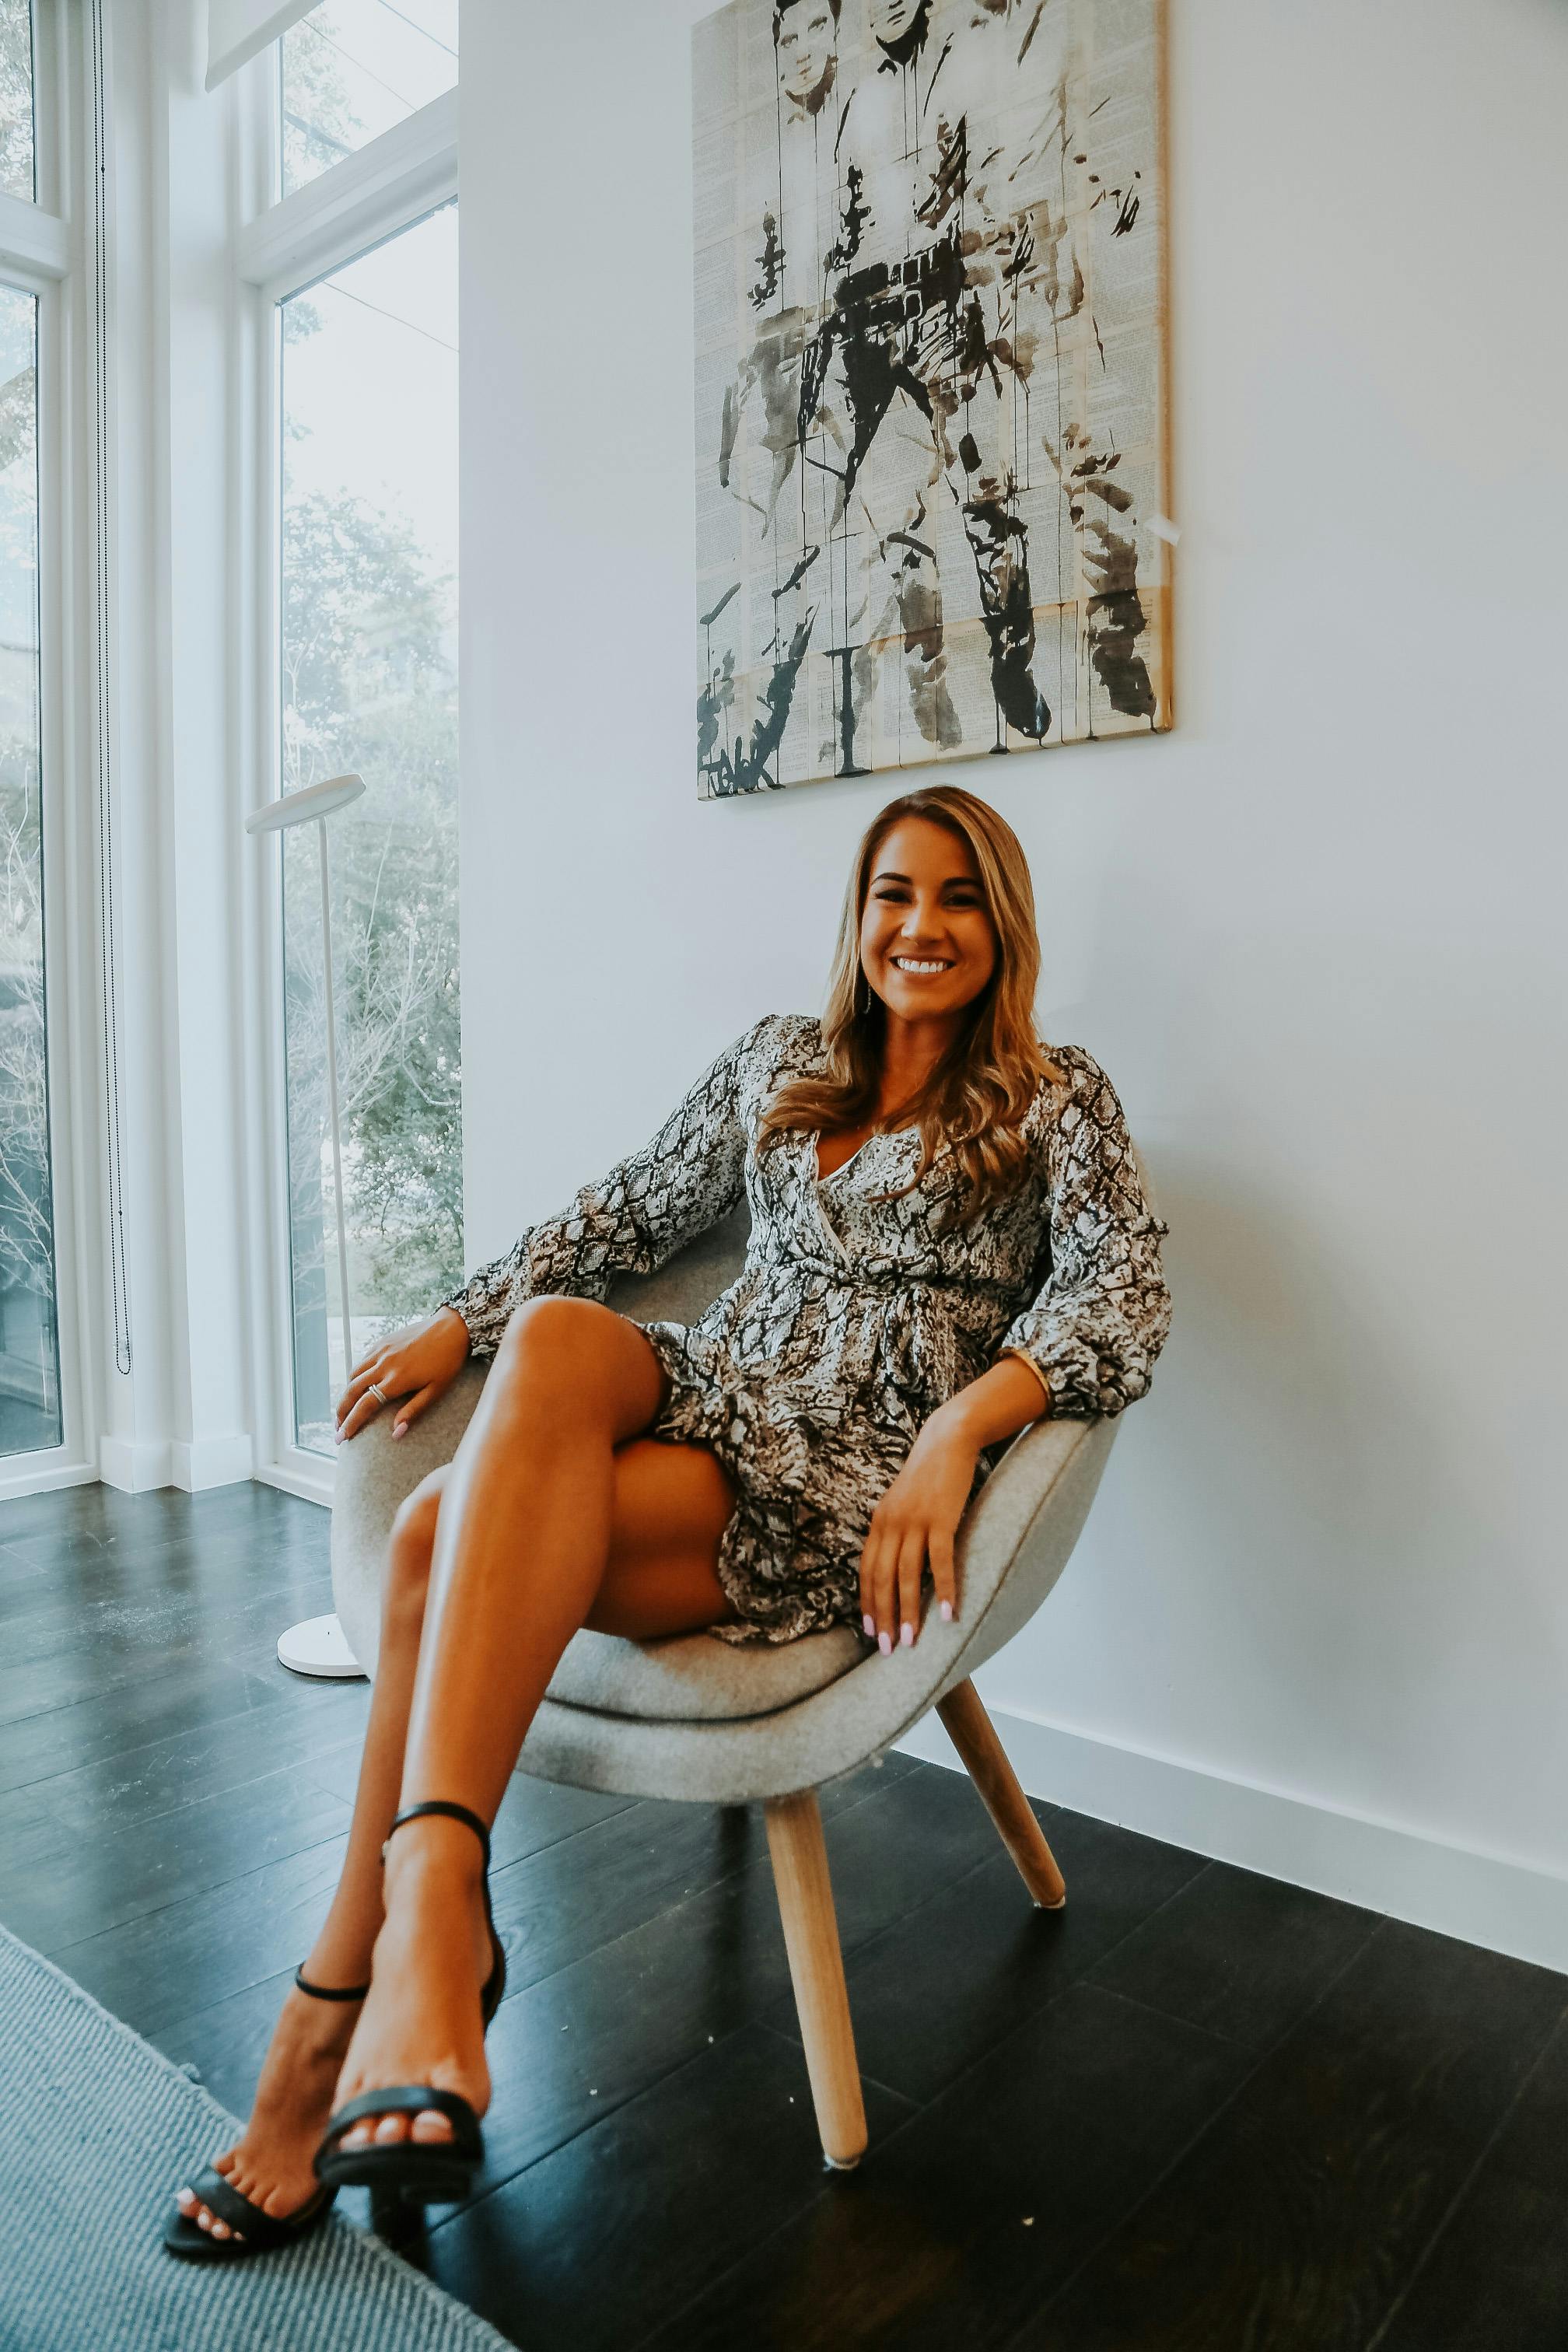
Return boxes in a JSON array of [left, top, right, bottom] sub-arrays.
[[859, 1418, 978, 1653]]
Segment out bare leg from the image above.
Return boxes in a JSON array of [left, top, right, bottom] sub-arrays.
[[175, 1475, 448, 2240], [179, 1292, 733, 2231], [330, 1296, 731, 2154]]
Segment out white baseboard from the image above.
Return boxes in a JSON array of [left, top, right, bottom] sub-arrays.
[[98, 1434, 255, 1493], [0, 1457, 97, 1503], [898, 1701, 1568, 1979], [97, 1435, 173, 1492], [169, 1433, 256, 1492], [254, 1457, 334, 1508]]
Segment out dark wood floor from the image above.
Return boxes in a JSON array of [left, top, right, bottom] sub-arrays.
[[2, 1481, 1565, 2350]]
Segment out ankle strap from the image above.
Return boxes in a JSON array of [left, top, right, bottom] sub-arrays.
[[294, 1967, 370, 2002], [381, 1799, 492, 1872]]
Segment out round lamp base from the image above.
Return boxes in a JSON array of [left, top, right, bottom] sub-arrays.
[[277, 1612, 366, 1679]]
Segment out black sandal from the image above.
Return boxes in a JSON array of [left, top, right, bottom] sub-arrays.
[[313, 1801, 502, 2209], [163, 1966, 370, 2263]]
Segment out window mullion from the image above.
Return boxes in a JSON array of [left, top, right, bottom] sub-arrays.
[[0, 190, 68, 282], [236, 82, 455, 301]]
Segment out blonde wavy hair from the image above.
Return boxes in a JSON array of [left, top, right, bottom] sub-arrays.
[[759, 785, 1062, 1216]]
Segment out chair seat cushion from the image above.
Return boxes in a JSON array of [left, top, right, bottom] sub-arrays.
[[544, 1622, 867, 1723]]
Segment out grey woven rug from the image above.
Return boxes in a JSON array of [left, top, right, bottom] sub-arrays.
[[0, 1920, 514, 2352]]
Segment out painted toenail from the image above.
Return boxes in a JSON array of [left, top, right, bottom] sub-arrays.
[[197, 2212, 212, 2230]]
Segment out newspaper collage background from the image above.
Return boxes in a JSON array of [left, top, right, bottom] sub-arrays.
[[694, 0, 1171, 797]]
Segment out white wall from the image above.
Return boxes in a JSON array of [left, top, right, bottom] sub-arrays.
[[462, 0, 1568, 1965]]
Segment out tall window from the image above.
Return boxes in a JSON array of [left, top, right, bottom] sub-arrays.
[[281, 0, 456, 196], [278, 205, 460, 1454], [0, 1, 61, 1461]]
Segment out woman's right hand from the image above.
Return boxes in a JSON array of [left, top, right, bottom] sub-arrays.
[[334, 1306, 472, 1445]]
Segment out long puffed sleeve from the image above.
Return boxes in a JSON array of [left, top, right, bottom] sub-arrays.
[[996, 1049, 1171, 1418], [436, 1020, 762, 1357]]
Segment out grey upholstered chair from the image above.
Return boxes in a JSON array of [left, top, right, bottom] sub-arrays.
[[332, 1179, 1146, 2170]]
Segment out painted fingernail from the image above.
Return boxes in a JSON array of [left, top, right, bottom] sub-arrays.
[[877, 1630, 893, 1657], [392, 1423, 407, 1439], [863, 1612, 876, 1639], [901, 1622, 914, 1647], [940, 1599, 954, 1621]]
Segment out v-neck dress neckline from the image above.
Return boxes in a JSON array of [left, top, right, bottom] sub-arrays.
[[817, 1125, 966, 1192], [815, 1132, 871, 1186]]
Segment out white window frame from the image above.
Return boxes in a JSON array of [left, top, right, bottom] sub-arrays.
[[232, 71, 457, 1505], [0, 3, 103, 1500]]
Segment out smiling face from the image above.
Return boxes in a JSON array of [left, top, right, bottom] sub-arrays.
[[775, 1, 839, 111], [859, 816, 999, 1030]]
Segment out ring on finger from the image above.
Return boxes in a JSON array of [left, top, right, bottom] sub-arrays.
[[367, 1381, 388, 1405]]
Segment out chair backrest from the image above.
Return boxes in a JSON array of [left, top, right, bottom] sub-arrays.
[[605, 1202, 752, 1325]]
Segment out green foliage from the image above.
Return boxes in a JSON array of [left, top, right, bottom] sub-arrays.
[[0, 740, 50, 1297], [282, 487, 463, 1321], [281, 9, 364, 192], [0, 270, 47, 1304]]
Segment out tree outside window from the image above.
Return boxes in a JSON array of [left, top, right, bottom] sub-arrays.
[[279, 203, 460, 1454]]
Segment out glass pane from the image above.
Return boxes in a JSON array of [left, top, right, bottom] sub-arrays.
[[282, 0, 457, 198], [278, 204, 460, 1455], [0, 283, 61, 1456], [0, 1, 34, 202]]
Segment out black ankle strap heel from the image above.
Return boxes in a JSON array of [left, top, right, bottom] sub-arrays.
[[380, 1798, 492, 1871], [292, 1805, 491, 2014], [314, 1797, 506, 2210], [378, 1797, 507, 2032]]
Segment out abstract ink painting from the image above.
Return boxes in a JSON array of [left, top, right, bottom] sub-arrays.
[[694, 0, 1171, 796]]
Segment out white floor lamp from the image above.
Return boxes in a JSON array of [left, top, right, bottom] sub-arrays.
[[247, 772, 368, 1679]]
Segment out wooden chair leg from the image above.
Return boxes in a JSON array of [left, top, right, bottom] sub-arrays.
[[936, 1676, 1067, 1910], [764, 1790, 868, 2170]]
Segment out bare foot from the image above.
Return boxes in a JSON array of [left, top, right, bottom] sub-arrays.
[[173, 1977, 366, 2243], [327, 1830, 495, 2158]]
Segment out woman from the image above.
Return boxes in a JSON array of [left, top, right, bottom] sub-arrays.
[[166, 782, 1170, 2257]]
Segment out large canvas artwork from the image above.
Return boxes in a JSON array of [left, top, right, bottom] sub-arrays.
[[694, 0, 1171, 798]]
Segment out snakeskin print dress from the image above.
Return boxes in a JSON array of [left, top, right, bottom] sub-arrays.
[[439, 1013, 1171, 1644]]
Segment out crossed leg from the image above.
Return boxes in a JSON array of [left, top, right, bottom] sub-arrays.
[[177, 1298, 737, 2241]]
